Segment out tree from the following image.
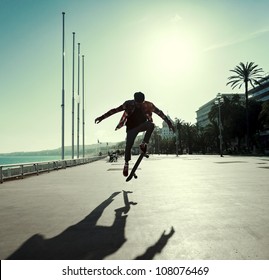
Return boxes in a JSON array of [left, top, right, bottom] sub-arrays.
[[259, 100, 269, 130], [174, 118, 183, 155], [226, 62, 264, 150], [149, 127, 161, 154], [208, 95, 246, 152], [204, 123, 219, 153]]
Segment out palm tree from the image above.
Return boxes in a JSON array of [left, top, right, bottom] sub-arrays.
[[227, 62, 264, 150]]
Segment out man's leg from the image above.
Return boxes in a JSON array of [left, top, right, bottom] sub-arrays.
[[123, 122, 154, 176], [138, 121, 155, 153], [142, 121, 155, 143], [123, 128, 139, 176]]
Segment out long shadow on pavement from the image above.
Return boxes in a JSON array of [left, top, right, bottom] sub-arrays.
[[7, 190, 174, 260], [135, 227, 175, 260], [115, 190, 137, 215], [7, 191, 128, 260]]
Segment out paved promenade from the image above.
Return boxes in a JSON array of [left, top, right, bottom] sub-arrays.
[[0, 154, 268, 260]]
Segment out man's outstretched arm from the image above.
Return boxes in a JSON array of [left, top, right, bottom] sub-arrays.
[[153, 105, 175, 133], [95, 104, 124, 124]]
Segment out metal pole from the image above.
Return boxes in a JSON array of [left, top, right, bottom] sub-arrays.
[[77, 43, 80, 158], [175, 120, 179, 156], [82, 55, 85, 158], [61, 12, 65, 160], [72, 32, 75, 159], [217, 94, 223, 157]]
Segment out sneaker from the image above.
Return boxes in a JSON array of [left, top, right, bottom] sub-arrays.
[[139, 142, 147, 154], [123, 162, 129, 177]]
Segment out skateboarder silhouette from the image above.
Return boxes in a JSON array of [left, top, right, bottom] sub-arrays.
[[95, 92, 175, 177]]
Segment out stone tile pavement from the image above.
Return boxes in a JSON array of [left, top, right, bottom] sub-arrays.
[[0, 154, 268, 260]]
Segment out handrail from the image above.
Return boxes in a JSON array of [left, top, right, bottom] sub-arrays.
[[0, 156, 106, 183]]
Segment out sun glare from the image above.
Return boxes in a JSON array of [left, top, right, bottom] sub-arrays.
[[149, 30, 197, 77]]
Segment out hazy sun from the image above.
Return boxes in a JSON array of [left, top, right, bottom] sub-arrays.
[[149, 30, 197, 77]]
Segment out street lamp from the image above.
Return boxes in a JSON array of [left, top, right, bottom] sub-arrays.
[[215, 93, 224, 157]]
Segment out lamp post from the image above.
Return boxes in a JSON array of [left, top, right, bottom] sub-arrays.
[[215, 93, 224, 157]]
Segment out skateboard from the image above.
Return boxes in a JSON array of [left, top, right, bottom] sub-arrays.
[[126, 152, 149, 182]]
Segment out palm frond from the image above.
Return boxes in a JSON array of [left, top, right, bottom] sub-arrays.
[[227, 75, 241, 80], [227, 61, 264, 90], [252, 78, 264, 87], [227, 80, 243, 89], [249, 80, 256, 88]]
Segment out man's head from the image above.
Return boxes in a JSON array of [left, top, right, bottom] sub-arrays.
[[134, 92, 145, 103]]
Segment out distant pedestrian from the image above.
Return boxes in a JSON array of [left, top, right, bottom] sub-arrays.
[[95, 92, 175, 177]]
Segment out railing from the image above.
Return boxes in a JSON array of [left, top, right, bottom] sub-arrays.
[[0, 156, 107, 183]]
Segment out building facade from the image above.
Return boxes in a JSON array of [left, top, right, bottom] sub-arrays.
[[196, 79, 269, 153], [196, 76, 269, 129], [161, 120, 174, 139], [196, 93, 244, 128], [160, 115, 174, 139], [196, 99, 215, 128], [249, 74, 269, 102]]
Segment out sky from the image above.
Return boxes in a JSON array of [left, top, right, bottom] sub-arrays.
[[1, 0, 269, 154]]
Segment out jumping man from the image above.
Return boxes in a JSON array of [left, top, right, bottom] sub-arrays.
[[95, 92, 175, 177]]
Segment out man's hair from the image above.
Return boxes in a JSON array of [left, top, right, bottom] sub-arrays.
[[134, 92, 145, 103]]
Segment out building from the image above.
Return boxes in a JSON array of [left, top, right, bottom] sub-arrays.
[[196, 99, 215, 128], [249, 74, 269, 102], [161, 116, 174, 139], [196, 93, 244, 128], [196, 76, 269, 129], [249, 75, 269, 153], [196, 81, 269, 153]]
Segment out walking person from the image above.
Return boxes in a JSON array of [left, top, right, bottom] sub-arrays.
[[95, 92, 175, 177]]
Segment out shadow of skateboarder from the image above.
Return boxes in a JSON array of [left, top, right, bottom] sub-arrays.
[[7, 192, 129, 260], [135, 227, 175, 260], [115, 190, 137, 215]]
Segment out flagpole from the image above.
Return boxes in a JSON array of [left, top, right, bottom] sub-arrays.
[[72, 32, 75, 159], [77, 43, 80, 158], [61, 12, 65, 160], [82, 55, 85, 158]]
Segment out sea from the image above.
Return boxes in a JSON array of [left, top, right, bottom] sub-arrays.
[[0, 155, 62, 165]]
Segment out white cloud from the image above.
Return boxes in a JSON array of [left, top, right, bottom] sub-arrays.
[[204, 27, 269, 52], [170, 14, 182, 23]]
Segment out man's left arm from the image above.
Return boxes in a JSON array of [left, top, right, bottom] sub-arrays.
[[153, 105, 175, 133]]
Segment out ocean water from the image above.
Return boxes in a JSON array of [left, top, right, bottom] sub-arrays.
[[0, 155, 62, 165]]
